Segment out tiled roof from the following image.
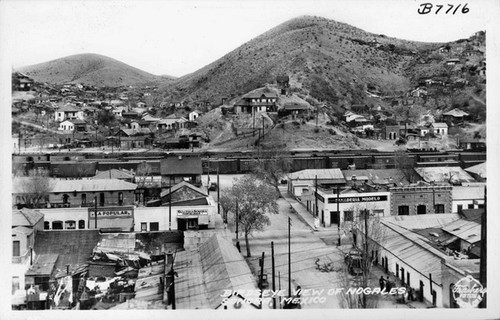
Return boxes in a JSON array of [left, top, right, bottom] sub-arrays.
[[161, 157, 202, 175]]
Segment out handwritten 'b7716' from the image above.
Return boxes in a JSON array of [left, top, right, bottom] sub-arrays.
[[418, 3, 469, 14]]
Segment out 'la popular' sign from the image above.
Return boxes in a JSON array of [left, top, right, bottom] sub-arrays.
[[89, 206, 134, 219]]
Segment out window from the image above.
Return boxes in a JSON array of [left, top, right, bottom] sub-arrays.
[[435, 204, 445, 213], [13, 241, 20, 257], [52, 221, 63, 230], [417, 205, 426, 215], [468, 204, 474, 209], [44, 221, 50, 230], [62, 194, 69, 204], [78, 220, 85, 229], [373, 209, 384, 217], [344, 211, 353, 222], [141, 223, 147, 232], [65, 220, 76, 229], [150, 222, 159, 231], [81, 194, 87, 205], [12, 277, 20, 294], [396, 263, 399, 277], [398, 206, 409, 216], [119, 192, 124, 206]]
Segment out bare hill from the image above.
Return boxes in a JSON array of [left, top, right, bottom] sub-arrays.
[[161, 15, 439, 105], [18, 53, 167, 87]]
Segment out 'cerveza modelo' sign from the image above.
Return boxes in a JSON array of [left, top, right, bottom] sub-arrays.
[[88, 206, 134, 219], [177, 208, 208, 215], [327, 195, 388, 204]]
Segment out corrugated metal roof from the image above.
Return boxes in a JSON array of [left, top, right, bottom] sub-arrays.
[[379, 220, 447, 285], [414, 166, 476, 184], [464, 162, 486, 178], [93, 169, 135, 180], [289, 168, 345, 181], [383, 214, 460, 230], [26, 253, 59, 276], [51, 178, 137, 192], [12, 209, 44, 227], [442, 219, 481, 243]]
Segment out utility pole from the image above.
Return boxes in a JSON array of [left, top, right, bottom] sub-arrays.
[[235, 200, 240, 252], [167, 250, 178, 309], [217, 167, 221, 221], [207, 157, 210, 195], [169, 176, 172, 231], [278, 271, 281, 309], [262, 115, 265, 141], [432, 182, 436, 213], [288, 216, 291, 298], [253, 108, 256, 137], [314, 175, 318, 219], [337, 185, 341, 246], [363, 209, 369, 308], [271, 241, 276, 309], [94, 196, 98, 229], [259, 252, 265, 309], [479, 185, 487, 308]]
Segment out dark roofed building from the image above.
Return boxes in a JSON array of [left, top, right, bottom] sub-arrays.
[[160, 156, 202, 187], [149, 181, 209, 207]]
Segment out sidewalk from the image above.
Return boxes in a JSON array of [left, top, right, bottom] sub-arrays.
[[279, 188, 317, 232]]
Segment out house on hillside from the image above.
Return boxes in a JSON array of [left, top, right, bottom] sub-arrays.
[[442, 108, 469, 126], [276, 75, 290, 95], [431, 122, 448, 136], [189, 111, 201, 122], [58, 119, 87, 132], [54, 104, 84, 122], [12, 72, 34, 91], [234, 91, 278, 114]]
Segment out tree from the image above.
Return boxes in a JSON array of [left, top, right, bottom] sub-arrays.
[[394, 150, 418, 184], [96, 109, 116, 127], [392, 104, 425, 137], [252, 141, 292, 197], [222, 176, 279, 257], [14, 169, 53, 208], [135, 161, 153, 187]]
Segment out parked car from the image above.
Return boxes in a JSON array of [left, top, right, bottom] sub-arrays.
[[344, 249, 364, 276]]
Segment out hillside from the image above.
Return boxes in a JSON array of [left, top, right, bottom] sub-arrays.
[[18, 53, 168, 87], [159, 15, 440, 106]]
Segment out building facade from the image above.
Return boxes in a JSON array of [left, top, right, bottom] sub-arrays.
[[390, 185, 453, 216]]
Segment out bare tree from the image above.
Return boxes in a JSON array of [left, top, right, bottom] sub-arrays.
[[135, 161, 153, 187], [14, 169, 53, 208], [252, 140, 291, 197], [393, 150, 418, 184]]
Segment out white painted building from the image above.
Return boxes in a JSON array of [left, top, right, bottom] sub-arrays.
[[451, 185, 485, 212], [58, 120, 75, 132]]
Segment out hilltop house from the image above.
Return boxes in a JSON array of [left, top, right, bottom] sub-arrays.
[[276, 75, 290, 94], [189, 111, 201, 122], [234, 91, 278, 114]]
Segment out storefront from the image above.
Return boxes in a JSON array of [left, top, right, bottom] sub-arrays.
[[303, 188, 391, 227], [88, 206, 134, 232]]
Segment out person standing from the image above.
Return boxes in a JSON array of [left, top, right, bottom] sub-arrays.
[[379, 276, 385, 291]]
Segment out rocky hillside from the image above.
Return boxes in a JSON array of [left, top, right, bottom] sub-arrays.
[[18, 53, 169, 87], [159, 15, 440, 106]]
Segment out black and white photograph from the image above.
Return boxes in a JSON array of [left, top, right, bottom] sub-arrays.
[[1, 0, 499, 319]]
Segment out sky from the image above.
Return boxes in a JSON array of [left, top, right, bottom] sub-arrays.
[[1, 0, 498, 77]]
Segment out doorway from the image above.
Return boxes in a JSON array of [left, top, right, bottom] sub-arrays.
[[330, 211, 339, 225]]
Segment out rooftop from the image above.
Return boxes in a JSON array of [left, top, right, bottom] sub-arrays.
[[464, 162, 486, 179], [442, 108, 469, 117], [414, 166, 476, 184], [289, 168, 345, 182], [12, 209, 44, 227], [50, 178, 137, 193], [26, 253, 59, 277], [452, 185, 485, 200], [92, 169, 135, 180]]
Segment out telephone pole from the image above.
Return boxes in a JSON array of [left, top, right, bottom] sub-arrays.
[[271, 241, 276, 309], [259, 252, 265, 309], [288, 216, 291, 298]]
